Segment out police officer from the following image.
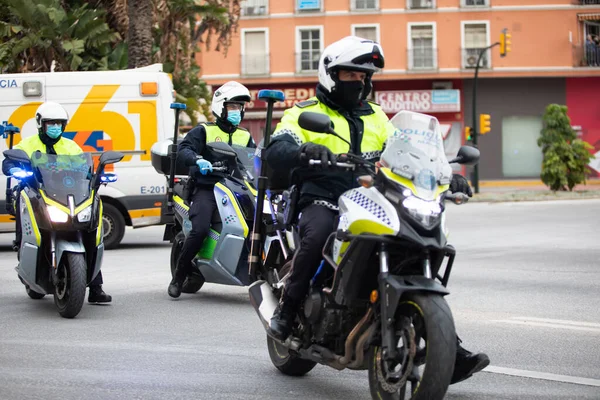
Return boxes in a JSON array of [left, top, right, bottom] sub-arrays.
[[2, 101, 112, 303], [168, 81, 255, 298], [263, 36, 488, 384]]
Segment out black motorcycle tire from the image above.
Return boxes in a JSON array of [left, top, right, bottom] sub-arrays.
[[267, 335, 317, 376], [25, 285, 45, 300], [170, 231, 204, 294], [368, 293, 456, 400], [102, 203, 125, 250], [54, 253, 87, 319]]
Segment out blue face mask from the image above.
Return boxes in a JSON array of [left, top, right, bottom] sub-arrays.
[[46, 124, 63, 139], [227, 110, 242, 126]]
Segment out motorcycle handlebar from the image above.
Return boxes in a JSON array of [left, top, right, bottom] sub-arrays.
[[307, 159, 355, 170]]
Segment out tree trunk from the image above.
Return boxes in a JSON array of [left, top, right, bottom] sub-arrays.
[[127, 0, 153, 68]]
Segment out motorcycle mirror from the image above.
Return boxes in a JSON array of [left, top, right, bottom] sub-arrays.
[[207, 142, 237, 158], [3, 149, 30, 164], [99, 151, 124, 166], [298, 112, 333, 134], [448, 145, 480, 166]]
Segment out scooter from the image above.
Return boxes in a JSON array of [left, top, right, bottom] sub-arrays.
[[150, 100, 284, 293], [247, 110, 480, 400], [3, 148, 124, 318]]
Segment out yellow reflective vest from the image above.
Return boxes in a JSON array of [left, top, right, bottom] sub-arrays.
[[15, 135, 83, 157]]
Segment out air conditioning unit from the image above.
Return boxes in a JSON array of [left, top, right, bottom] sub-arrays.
[[465, 54, 487, 68]]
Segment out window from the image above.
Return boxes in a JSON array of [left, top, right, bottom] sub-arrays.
[[296, 27, 323, 73], [352, 0, 378, 11], [461, 0, 489, 6], [242, 29, 269, 76], [241, 0, 268, 16], [408, 24, 437, 69], [502, 116, 543, 177], [407, 0, 435, 9], [462, 22, 490, 69], [296, 0, 322, 12], [352, 25, 379, 42]]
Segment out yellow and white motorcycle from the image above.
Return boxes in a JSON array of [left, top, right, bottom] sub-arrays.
[[249, 110, 480, 400]]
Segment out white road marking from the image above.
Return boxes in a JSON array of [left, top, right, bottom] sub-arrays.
[[485, 366, 600, 388], [492, 317, 600, 334]]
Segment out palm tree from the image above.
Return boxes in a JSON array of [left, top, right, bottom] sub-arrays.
[[0, 0, 120, 72]]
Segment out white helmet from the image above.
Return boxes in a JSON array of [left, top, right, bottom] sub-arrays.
[[35, 101, 69, 133], [211, 81, 251, 120], [318, 36, 384, 96]]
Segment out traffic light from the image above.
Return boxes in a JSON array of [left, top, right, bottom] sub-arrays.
[[499, 28, 511, 57], [479, 114, 491, 135], [464, 126, 472, 141]]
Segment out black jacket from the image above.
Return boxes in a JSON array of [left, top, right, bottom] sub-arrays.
[[177, 119, 255, 186]]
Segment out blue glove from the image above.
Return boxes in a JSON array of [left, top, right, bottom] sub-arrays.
[[196, 159, 213, 175], [9, 167, 21, 176]]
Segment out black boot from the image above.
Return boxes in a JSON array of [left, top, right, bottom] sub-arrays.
[[88, 285, 112, 303], [451, 339, 490, 384], [267, 294, 298, 341], [168, 267, 187, 298]]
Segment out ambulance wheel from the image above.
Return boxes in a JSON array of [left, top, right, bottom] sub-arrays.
[[102, 203, 126, 250]]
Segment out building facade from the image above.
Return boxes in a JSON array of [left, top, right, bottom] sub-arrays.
[[198, 0, 600, 180]]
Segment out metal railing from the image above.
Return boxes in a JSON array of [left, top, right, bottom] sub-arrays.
[[574, 0, 600, 4], [573, 44, 600, 67], [296, 51, 321, 73], [241, 54, 270, 76], [407, 0, 435, 9], [241, 0, 268, 16], [460, 0, 488, 6], [352, 0, 378, 10], [461, 48, 490, 69], [407, 48, 437, 70]]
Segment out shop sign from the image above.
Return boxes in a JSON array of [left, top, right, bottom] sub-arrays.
[[376, 89, 461, 114], [245, 87, 316, 110]]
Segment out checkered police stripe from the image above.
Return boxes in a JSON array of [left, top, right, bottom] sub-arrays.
[[342, 190, 392, 226]]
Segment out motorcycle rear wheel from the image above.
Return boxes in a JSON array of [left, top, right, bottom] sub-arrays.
[[267, 335, 317, 376], [54, 253, 87, 319], [368, 293, 456, 400]]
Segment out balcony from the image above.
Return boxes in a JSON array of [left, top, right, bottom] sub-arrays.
[[460, 0, 489, 6], [461, 48, 491, 69], [241, 54, 270, 77], [573, 45, 600, 67], [408, 48, 438, 70], [241, 0, 268, 16], [407, 0, 435, 9], [351, 0, 378, 11], [574, 0, 600, 4], [296, 51, 321, 74]]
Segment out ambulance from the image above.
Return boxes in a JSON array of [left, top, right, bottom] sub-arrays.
[[0, 64, 176, 249]]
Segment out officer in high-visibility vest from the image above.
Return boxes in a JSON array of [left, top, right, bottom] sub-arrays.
[[168, 81, 255, 298], [263, 36, 488, 385], [2, 101, 112, 303]]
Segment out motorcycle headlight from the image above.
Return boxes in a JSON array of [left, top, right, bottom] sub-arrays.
[[47, 206, 69, 223], [77, 205, 92, 222], [402, 196, 442, 228]]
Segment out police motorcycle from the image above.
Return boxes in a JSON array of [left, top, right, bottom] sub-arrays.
[[150, 103, 258, 294], [3, 148, 124, 318], [247, 107, 480, 400]]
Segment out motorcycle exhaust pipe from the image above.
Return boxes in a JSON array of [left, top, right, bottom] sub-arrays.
[[248, 280, 279, 330]]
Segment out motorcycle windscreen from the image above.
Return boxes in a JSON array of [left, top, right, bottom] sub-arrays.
[[381, 110, 453, 201], [30, 152, 94, 207], [231, 144, 256, 172]]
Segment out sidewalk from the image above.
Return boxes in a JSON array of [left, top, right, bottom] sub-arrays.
[[469, 178, 600, 202]]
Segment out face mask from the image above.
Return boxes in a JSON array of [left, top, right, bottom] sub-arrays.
[[227, 110, 242, 126], [331, 81, 365, 110], [46, 124, 63, 139]]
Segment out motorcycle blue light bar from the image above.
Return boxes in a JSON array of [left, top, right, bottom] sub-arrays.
[[258, 90, 285, 102], [100, 174, 118, 183], [170, 103, 187, 110], [12, 170, 33, 179]]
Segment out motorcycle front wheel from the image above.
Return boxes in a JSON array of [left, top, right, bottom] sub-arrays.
[[54, 253, 87, 318], [368, 293, 456, 400]]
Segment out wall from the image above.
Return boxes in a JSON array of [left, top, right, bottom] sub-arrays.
[[463, 77, 566, 179]]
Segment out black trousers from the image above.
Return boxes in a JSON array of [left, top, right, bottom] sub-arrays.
[[285, 204, 337, 303], [177, 186, 217, 274]]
